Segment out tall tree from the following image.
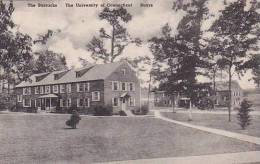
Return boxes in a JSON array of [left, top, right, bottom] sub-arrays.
[[33, 50, 68, 74], [86, 7, 141, 63], [33, 29, 68, 73], [150, 0, 210, 106], [251, 54, 260, 88], [210, 0, 260, 121]]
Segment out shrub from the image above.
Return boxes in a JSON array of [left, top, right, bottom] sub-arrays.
[[237, 99, 252, 130], [93, 105, 113, 116], [119, 110, 127, 116], [133, 105, 149, 115], [66, 110, 81, 129]]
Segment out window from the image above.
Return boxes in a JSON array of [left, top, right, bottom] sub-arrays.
[[112, 81, 119, 91], [53, 85, 59, 93], [60, 99, 66, 107], [112, 97, 119, 107], [45, 86, 50, 94], [23, 98, 31, 107], [23, 87, 31, 95], [122, 69, 126, 75], [40, 86, 44, 94], [67, 84, 71, 93], [67, 98, 71, 107], [129, 97, 135, 106], [121, 82, 126, 91], [77, 98, 84, 107], [129, 83, 135, 91], [77, 83, 84, 92], [92, 91, 100, 101], [17, 95, 22, 102], [85, 83, 90, 92], [60, 84, 65, 93], [85, 98, 90, 107], [35, 87, 39, 94]]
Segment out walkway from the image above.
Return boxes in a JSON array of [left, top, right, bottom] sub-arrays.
[[154, 110, 260, 145], [97, 151, 260, 164]]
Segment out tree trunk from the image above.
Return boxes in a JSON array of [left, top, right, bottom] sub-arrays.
[[147, 73, 151, 110], [110, 25, 115, 63], [228, 65, 232, 122]]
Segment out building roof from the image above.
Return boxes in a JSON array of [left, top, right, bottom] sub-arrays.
[[16, 61, 128, 88], [215, 81, 242, 91]]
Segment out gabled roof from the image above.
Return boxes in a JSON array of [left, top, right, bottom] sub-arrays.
[[215, 81, 242, 91], [16, 61, 129, 88]]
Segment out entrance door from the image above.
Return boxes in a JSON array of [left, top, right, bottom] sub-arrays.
[[46, 98, 50, 111], [122, 98, 126, 111]]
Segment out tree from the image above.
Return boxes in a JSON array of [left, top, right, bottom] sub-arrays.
[[237, 99, 252, 130], [150, 0, 211, 107], [86, 7, 141, 63], [33, 50, 68, 74], [33, 29, 68, 73], [209, 0, 260, 121], [251, 54, 260, 88]]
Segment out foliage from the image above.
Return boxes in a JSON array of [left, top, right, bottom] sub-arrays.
[[209, 0, 260, 121], [93, 105, 113, 116], [86, 7, 141, 63], [33, 50, 68, 74], [237, 99, 252, 130], [133, 104, 149, 115], [66, 110, 81, 129], [149, 0, 210, 103]]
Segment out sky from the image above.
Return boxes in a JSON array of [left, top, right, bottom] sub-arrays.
[[9, 0, 256, 89]]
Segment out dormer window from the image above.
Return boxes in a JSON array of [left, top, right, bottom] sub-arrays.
[[122, 69, 126, 75], [76, 72, 81, 78], [54, 74, 59, 80]]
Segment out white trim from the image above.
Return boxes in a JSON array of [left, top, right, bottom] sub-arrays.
[[40, 86, 44, 94], [67, 98, 71, 107], [112, 81, 119, 91], [112, 97, 119, 107], [128, 97, 135, 106], [35, 87, 39, 94], [45, 86, 50, 94], [17, 95, 22, 102], [66, 84, 71, 93], [85, 98, 90, 107], [60, 84, 65, 93], [23, 98, 31, 107], [92, 91, 100, 101], [121, 82, 127, 91], [77, 83, 84, 92], [53, 85, 59, 93], [85, 83, 90, 92]]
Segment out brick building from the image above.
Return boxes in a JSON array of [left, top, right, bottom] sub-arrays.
[[15, 61, 140, 113]]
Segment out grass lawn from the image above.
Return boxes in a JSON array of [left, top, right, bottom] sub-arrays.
[[0, 113, 260, 164], [162, 112, 260, 137]]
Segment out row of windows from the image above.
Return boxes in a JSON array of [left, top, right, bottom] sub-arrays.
[[233, 91, 241, 97], [18, 91, 101, 107], [112, 97, 135, 107], [112, 81, 135, 91], [22, 83, 92, 95]]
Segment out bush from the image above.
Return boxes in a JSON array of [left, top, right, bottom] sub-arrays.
[[93, 105, 113, 116], [66, 110, 81, 129], [237, 99, 252, 130], [119, 110, 127, 116], [133, 105, 149, 115]]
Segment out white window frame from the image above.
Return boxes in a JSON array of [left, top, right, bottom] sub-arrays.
[[122, 68, 126, 75], [85, 83, 90, 92], [85, 98, 90, 107], [67, 98, 71, 107], [129, 82, 135, 91], [112, 81, 119, 91], [17, 95, 22, 102], [40, 86, 44, 94], [66, 84, 71, 93], [45, 86, 50, 94], [121, 82, 127, 91], [77, 98, 84, 107], [128, 97, 135, 107], [35, 87, 39, 94], [23, 98, 31, 107], [92, 91, 100, 101], [23, 87, 31, 95], [60, 99, 66, 107], [60, 84, 65, 93], [77, 83, 84, 92], [112, 97, 119, 107], [53, 85, 59, 93]]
